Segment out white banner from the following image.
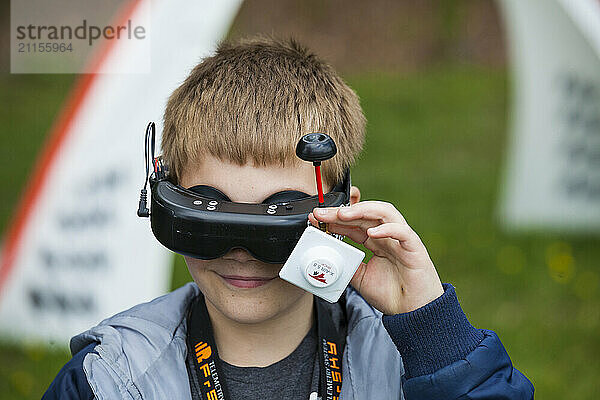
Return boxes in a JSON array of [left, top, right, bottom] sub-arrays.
[[498, 0, 600, 231], [0, 0, 242, 343]]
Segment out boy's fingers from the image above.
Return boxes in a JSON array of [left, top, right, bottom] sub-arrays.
[[309, 213, 369, 243], [311, 207, 423, 255], [327, 223, 369, 244], [310, 214, 415, 262], [314, 201, 406, 225], [312, 211, 380, 233], [366, 222, 422, 252], [308, 212, 319, 227]]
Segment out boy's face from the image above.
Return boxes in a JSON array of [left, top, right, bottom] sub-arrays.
[[180, 154, 330, 325]]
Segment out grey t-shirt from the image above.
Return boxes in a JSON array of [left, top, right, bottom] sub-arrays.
[[219, 323, 319, 400]]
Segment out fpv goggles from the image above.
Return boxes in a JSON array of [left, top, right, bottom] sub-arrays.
[[138, 122, 350, 263]]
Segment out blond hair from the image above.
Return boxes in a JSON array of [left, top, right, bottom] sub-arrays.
[[162, 36, 366, 188]]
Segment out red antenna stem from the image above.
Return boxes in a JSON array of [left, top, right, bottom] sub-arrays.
[[314, 163, 325, 206]]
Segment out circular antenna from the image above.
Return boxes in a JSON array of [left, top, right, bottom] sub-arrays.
[[296, 133, 337, 162]]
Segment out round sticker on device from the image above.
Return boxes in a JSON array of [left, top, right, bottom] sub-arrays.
[[304, 259, 339, 287]]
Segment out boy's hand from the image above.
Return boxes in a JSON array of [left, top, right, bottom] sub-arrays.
[[309, 201, 443, 315]]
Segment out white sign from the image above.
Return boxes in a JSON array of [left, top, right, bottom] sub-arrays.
[[0, 0, 242, 343], [498, 0, 600, 231]]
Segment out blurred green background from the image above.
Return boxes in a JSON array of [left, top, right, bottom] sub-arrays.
[[1, 0, 599, 398]]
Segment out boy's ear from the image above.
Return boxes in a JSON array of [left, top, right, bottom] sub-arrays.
[[350, 186, 361, 205]]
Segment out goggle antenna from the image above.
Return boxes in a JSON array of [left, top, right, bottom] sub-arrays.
[[295, 133, 338, 231]]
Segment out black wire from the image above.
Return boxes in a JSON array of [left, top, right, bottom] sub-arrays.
[[138, 122, 155, 217], [143, 122, 155, 190]]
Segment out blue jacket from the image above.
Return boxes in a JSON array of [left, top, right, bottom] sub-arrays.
[[43, 283, 534, 399]]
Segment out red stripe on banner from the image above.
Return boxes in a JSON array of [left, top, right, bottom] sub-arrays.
[[0, 0, 144, 298]]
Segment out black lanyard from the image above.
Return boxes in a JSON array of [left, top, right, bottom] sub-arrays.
[[185, 292, 347, 400]]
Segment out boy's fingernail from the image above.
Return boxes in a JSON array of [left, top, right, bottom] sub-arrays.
[[314, 208, 329, 215]]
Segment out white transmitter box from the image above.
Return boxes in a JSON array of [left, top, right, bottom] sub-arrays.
[[279, 226, 365, 303]]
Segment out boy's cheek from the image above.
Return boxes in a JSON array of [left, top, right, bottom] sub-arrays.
[[183, 256, 209, 271], [183, 256, 215, 284]]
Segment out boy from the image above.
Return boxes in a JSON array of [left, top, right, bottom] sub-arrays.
[[44, 37, 534, 399]]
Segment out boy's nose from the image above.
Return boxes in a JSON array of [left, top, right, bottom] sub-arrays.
[[223, 248, 258, 263]]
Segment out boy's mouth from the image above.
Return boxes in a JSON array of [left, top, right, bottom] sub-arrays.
[[219, 274, 277, 289]]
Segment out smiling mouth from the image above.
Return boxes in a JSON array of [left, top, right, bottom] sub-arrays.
[[219, 275, 277, 289]]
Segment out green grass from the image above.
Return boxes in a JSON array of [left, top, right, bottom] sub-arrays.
[[1, 66, 599, 399]]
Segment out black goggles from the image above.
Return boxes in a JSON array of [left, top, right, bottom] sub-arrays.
[[148, 167, 350, 263]]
